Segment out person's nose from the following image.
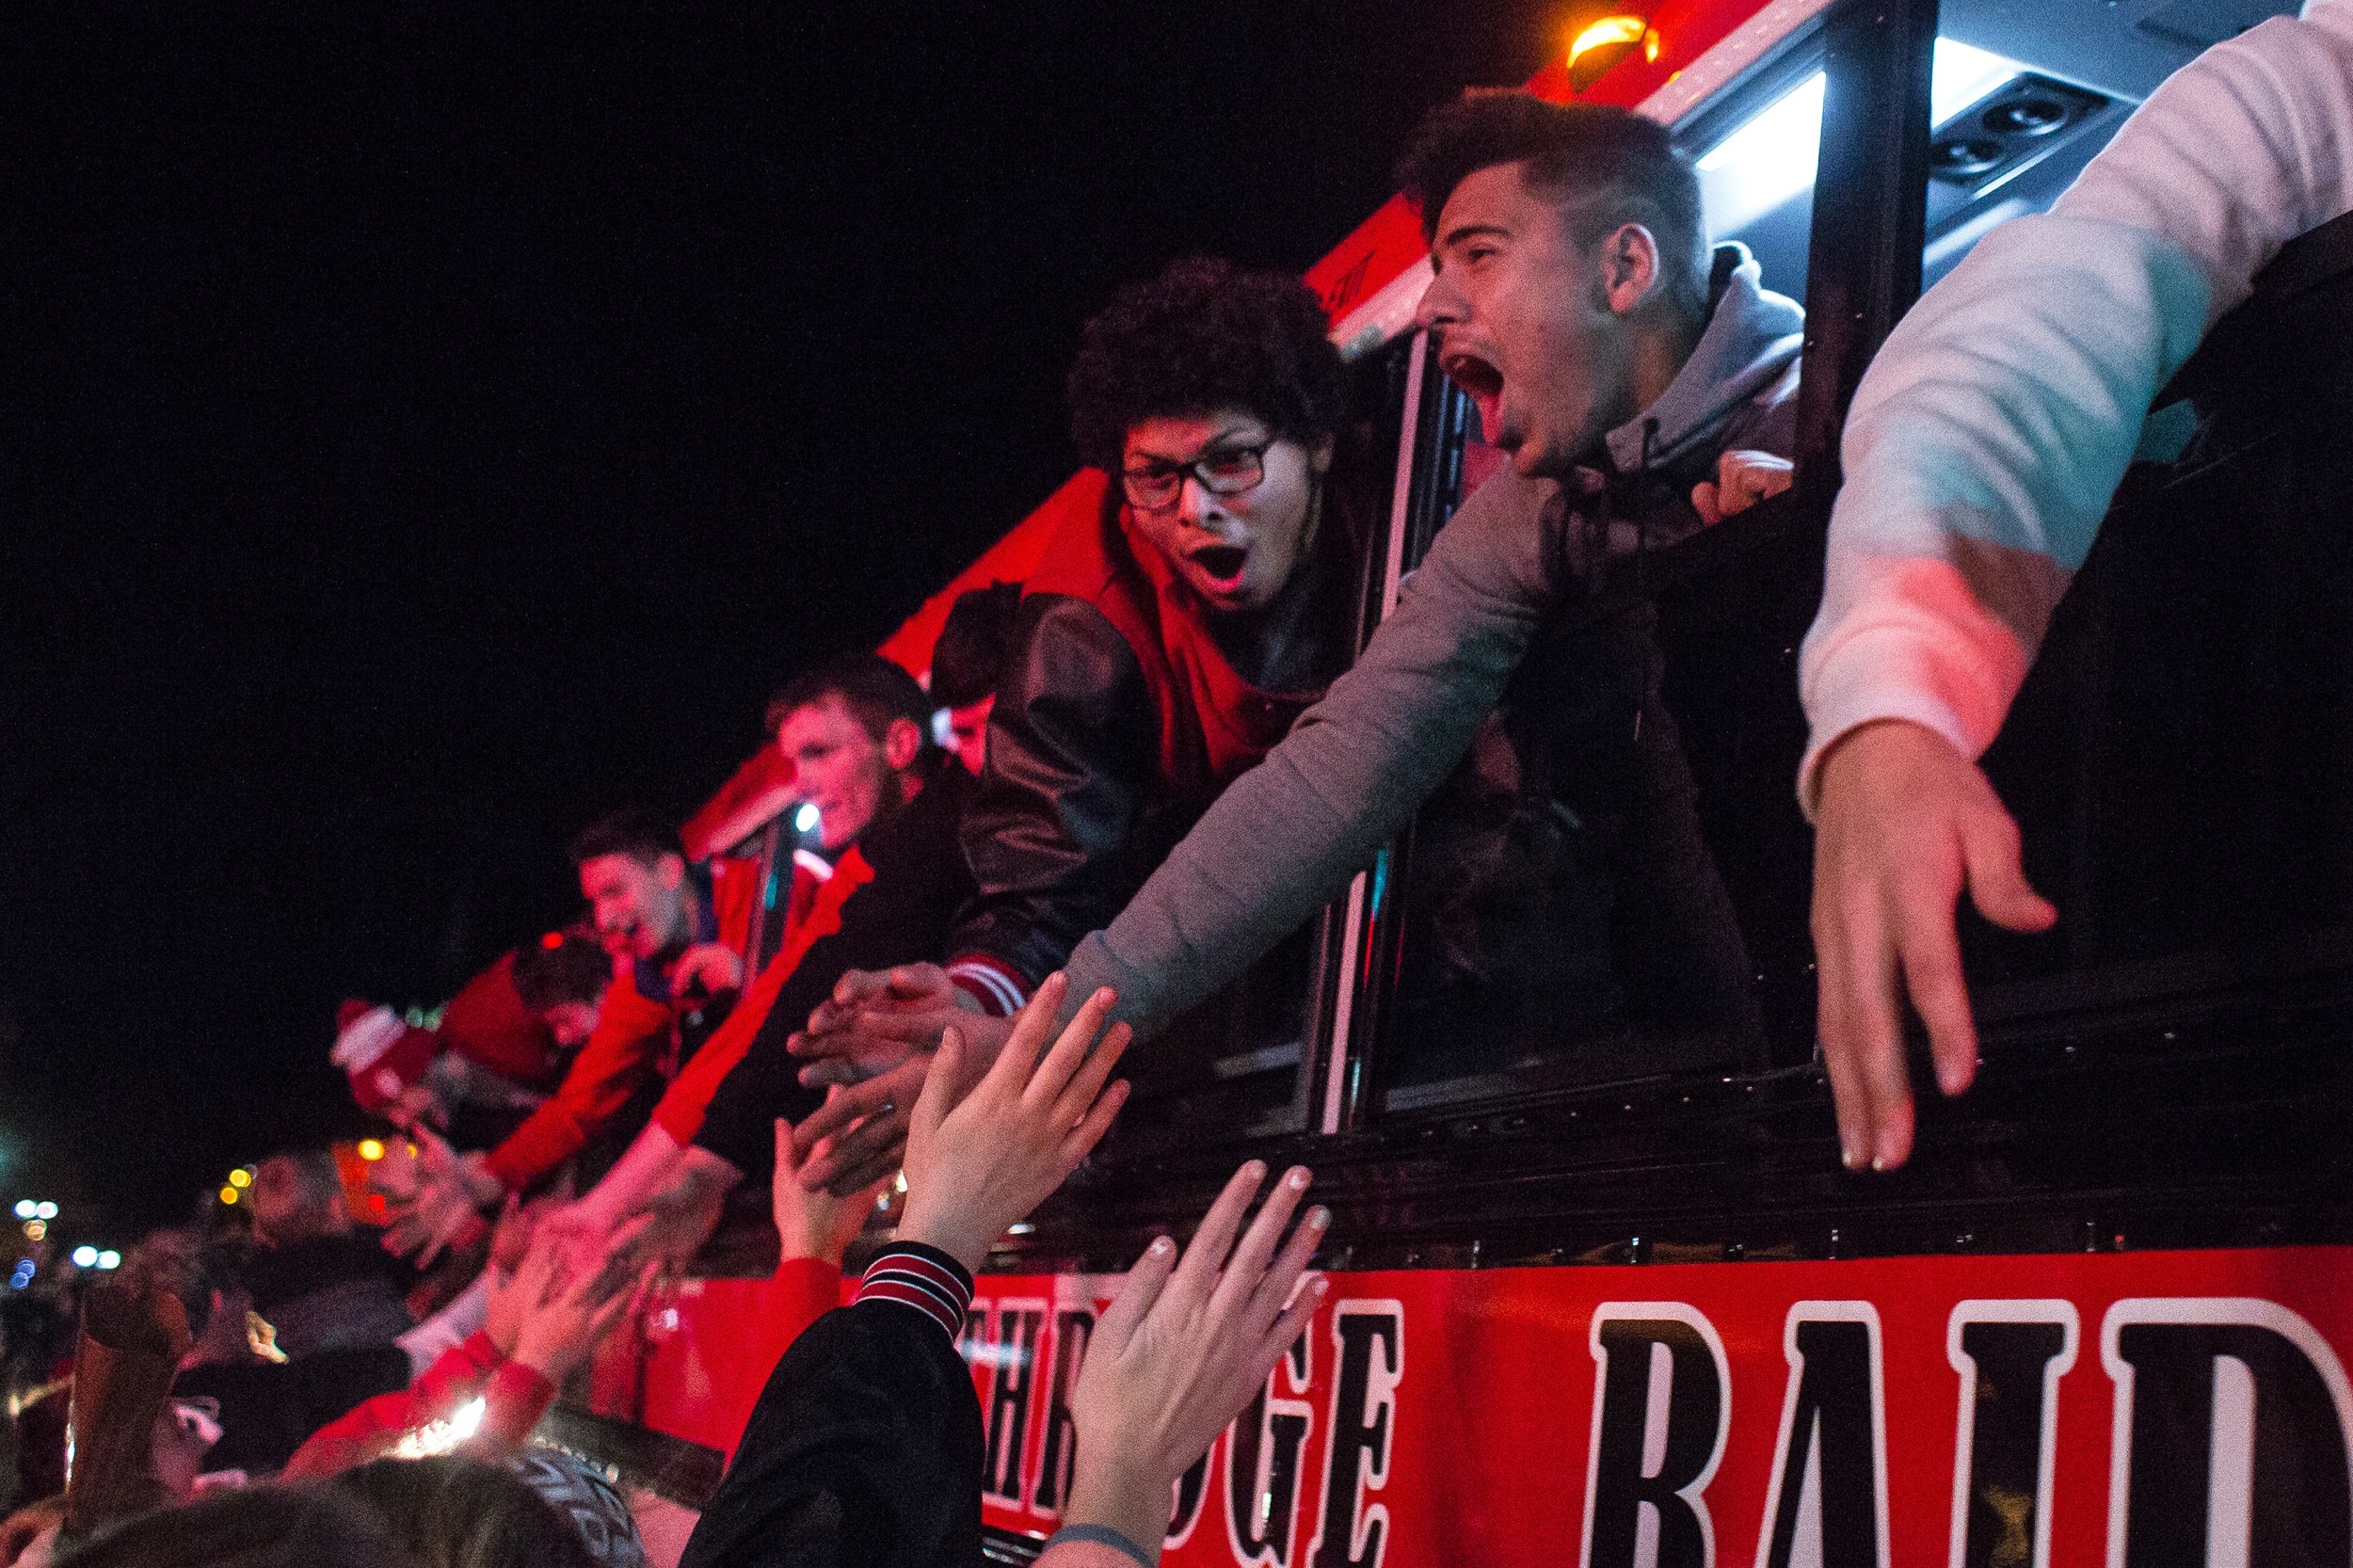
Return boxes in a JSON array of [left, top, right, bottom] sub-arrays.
[[1413, 267, 1459, 337]]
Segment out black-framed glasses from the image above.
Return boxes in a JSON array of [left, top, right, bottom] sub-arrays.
[[1120, 440, 1271, 512]]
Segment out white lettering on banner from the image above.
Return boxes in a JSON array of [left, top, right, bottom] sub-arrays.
[[1306, 1301, 1403, 1568], [980, 1298, 1048, 1505], [2100, 1298, 2353, 1568], [1581, 1303, 1732, 1568], [1757, 1302, 1891, 1568], [1945, 1301, 2078, 1568]]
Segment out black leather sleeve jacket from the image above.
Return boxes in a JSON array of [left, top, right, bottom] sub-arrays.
[[949, 592, 1217, 997]]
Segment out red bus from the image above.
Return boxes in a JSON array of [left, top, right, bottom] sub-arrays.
[[557, 0, 2353, 1560]]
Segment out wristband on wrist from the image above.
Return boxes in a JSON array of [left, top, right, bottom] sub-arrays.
[[854, 1240, 973, 1339], [1046, 1524, 1156, 1568]]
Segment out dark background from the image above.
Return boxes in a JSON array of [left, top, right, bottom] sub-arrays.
[[0, 4, 1552, 1240]]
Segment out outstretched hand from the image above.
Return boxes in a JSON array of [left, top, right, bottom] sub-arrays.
[[1064, 1160, 1329, 1560], [1811, 719, 2057, 1172], [773, 1117, 888, 1265], [789, 963, 981, 1089], [894, 972, 1131, 1272], [382, 1128, 502, 1266], [488, 1215, 657, 1385]]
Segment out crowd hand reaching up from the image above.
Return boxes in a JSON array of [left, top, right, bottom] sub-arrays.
[[1811, 719, 2057, 1173], [1690, 448, 1795, 527], [772, 1117, 888, 1266], [1063, 1161, 1330, 1564], [383, 1127, 504, 1265], [894, 973, 1131, 1272], [789, 967, 1020, 1196], [486, 1215, 657, 1386]]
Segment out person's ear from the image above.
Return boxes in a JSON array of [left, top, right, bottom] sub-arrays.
[[883, 717, 923, 772], [1597, 222, 1662, 315], [1308, 435, 1336, 476], [657, 853, 686, 891]]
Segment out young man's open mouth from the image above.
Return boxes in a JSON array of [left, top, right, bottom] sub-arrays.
[[1440, 346, 1505, 442]]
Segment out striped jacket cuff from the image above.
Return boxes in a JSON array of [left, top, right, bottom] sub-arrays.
[[855, 1241, 974, 1340], [946, 955, 1029, 1017]]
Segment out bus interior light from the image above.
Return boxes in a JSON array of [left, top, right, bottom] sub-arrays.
[[1695, 39, 2024, 236]]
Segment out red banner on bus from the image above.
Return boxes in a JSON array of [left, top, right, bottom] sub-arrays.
[[963, 1246, 2353, 1567]]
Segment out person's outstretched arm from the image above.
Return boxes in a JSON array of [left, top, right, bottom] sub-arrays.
[[681, 976, 1133, 1568], [1059, 463, 1563, 1042], [1802, 1, 2353, 1172]]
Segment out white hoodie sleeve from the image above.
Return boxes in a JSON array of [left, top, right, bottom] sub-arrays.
[[1797, 0, 2353, 810]]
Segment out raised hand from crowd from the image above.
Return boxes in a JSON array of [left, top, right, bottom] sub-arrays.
[[1050, 1160, 1328, 1567], [785, 965, 1020, 1196], [772, 1117, 888, 1267], [485, 1216, 655, 1388], [382, 1126, 503, 1265], [893, 971, 1129, 1272], [1811, 719, 2057, 1172]]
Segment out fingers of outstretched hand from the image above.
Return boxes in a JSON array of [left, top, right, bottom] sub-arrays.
[[1025, 987, 1119, 1112], [804, 1099, 909, 1193], [1958, 793, 2057, 935], [1058, 1079, 1129, 1167], [912, 1028, 967, 1143], [824, 1142, 905, 1199], [1248, 1208, 1329, 1333], [1208, 1166, 1310, 1323], [792, 1074, 892, 1156], [1096, 1234, 1177, 1348], [1045, 1014, 1128, 1125], [1170, 1161, 1267, 1302], [990, 972, 1069, 1091]]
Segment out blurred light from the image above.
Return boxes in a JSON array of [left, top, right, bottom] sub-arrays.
[[97, 1251, 120, 1271], [794, 803, 821, 835], [10, 1201, 31, 1220], [358, 1139, 386, 1161], [23, 1221, 44, 1241], [1695, 40, 2023, 235], [71, 1246, 96, 1268], [539, 930, 566, 950], [228, 1168, 252, 1189], [8, 1262, 32, 1290], [220, 1186, 240, 1206], [33, 1202, 56, 1221], [392, 1396, 486, 1459], [1568, 15, 1657, 91]]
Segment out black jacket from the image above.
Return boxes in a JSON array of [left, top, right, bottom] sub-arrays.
[[678, 1302, 982, 1568]]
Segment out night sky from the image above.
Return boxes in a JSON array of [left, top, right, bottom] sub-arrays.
[[0, 5, 1554, 1240]]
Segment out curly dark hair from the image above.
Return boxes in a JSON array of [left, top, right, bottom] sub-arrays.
[[1065, 256, 1348, 474], [1398, 90, 1708, 315]]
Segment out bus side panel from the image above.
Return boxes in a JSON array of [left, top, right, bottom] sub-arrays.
[[952, 1248, 2353, 1567]]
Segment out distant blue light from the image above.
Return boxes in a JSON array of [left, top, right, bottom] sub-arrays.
[[793, 804, 821, 835]]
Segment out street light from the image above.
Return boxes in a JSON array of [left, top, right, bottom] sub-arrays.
[[33, 1203, 56, 1221], [71, 1246, 96, 1268], [96, 1251, 120, 1271]]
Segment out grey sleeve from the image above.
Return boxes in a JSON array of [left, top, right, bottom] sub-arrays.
[[1061, 465, 1563, 1039]]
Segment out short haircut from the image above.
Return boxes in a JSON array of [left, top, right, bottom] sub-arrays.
[[332, 1455, 597, 1568], [765, 651, 934, 744], [1066, 256, 1349, 474], [510, 928, 611, 1013], [1398, 90, 1709, 314], [567, 808, 680, 869], [929, 583, 1023, 709]]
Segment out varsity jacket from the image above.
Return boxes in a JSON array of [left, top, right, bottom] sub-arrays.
[[1798, 0, 2353, 806]]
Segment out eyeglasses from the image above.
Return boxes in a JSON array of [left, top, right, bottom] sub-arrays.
[[1120, 440, 1272, 512]]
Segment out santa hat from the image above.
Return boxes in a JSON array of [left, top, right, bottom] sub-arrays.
[[330, 1001, 440, 1116]]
